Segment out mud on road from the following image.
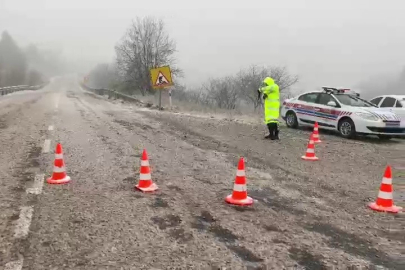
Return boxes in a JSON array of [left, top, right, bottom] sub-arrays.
[[0, 89, 51, 266], [133, 105, 405, 269], [2, 78, 405, 270], [73, 87, 405, 269]]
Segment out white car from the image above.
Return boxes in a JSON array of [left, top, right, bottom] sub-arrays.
[[281, 87, 405, 140], [369, 95, 405, 120]]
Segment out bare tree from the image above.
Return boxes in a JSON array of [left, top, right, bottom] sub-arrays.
[[236, 65, 268, 111], [168, 64, 298, 112], [0, 31, 65, 87], [203, 77, 239, 110], [24, 44, 66, 77], [170, 84, 211, 106], [268, 66, 299, 92], [237, 65, 299, 111], [0, 31, 27, 86], [193, 88, 213, 107], [88, 63, 119, 89], [115, 16, 182, 95]]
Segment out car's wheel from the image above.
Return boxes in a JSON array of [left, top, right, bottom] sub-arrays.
[[338, 118, 356, 138], [285, 111, 298, 128], [378, 135, 392, 140]]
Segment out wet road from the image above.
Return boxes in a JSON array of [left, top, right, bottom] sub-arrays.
[[1, 76, 404, 269]]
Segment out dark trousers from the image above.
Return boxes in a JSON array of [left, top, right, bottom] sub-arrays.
[[266, 122, 279, 139]]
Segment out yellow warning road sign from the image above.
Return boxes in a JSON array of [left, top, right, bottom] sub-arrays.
[[150, 66, 173, 89]]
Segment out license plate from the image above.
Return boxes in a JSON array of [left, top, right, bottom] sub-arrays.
[[384, 121, 400, 126]]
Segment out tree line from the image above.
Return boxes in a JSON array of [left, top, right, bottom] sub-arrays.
[[173, 65, 298, 111], [0, 31, 64, 87], [87, 16, 299, 111]]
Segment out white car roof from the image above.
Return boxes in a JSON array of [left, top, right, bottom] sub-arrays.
[[296, 90, 359, 97], [373, 95, 405, 100], [298, 91, 323, 94]]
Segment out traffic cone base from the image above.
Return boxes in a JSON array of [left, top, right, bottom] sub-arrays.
[[47, 175, 71, 185], [312, 133, 322, 143], [225, 194, 253, 206], [368, 202, 402, 214], [301, 155, 319, 161], [135, 182, 158, 192]]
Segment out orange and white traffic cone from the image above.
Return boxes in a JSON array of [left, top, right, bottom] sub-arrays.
[[47, 143, 71, 184], [225, 157, 254, 206], [135, 149, 158, 192], [301, 133, 319, 161], [313, 122, 322, 143], [368, 166, 403, 213]]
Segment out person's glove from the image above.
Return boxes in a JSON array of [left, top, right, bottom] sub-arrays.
[[263, 93, 268, 100]]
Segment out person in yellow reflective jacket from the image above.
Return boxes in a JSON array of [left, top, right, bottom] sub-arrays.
[[258, 77, 280, 140]]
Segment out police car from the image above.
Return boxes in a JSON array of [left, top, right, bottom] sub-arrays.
[[280, 87, 405, 140]]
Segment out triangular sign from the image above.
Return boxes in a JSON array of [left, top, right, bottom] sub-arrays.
[[155, 71, 170, 86]]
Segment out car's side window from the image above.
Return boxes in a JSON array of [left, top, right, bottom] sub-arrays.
[[317, 94, 338, 106], [370, 97, 383, 106], [298, 93, 319, 104], [395, 100, 403, 108], [380, 97, 396, 107]]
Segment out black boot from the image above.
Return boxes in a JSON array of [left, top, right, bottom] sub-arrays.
[[269, 123, 277, 140], [264, 123, 274, 139], [274, 123, 280, 140]]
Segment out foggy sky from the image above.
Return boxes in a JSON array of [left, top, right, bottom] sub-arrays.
[[1, 0, 405, 91]]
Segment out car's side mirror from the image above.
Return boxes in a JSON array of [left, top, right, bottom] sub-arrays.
[[327, 101, 337, 107]]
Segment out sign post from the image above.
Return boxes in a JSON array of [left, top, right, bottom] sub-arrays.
[[168, 89, 172, 108], [150, 66, 174, 110]]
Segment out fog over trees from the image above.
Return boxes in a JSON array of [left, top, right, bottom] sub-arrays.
[[0, 31, 67, 87], [87, 16, 299, 111]]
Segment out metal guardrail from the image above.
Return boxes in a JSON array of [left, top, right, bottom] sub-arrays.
[[79, 82, 146, 106], [0, 82, 49, 96]]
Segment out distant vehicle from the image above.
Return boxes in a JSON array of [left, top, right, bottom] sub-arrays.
[[280, 87, 405, 140], [369, 95, 405, 121]]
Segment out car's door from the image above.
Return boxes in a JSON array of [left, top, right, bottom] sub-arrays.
[[393, 98, 405, 120], [313, 93, 341, 128], [295, 92, 321, 126], [380, 97, 397, 108]]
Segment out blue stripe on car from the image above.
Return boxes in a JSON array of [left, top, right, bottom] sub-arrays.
[[295, 108, 338, 120]]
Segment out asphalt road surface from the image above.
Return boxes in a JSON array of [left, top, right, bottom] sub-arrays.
[[1, 76, 405, 270]]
